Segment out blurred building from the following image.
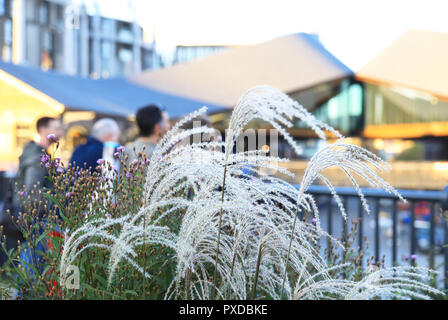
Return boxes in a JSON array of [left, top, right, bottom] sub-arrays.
[[0, 60, 223, 171], [131, 33, 355, 158], [172, 45, 238, 65], [0, 0, 12, 62], [9, 0, 159, 77], [355, 30, 448, 162]]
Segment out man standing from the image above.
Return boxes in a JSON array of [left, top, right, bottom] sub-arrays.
[[70, 118, 121, 171], [125, 105, 171, 163], [14, 117, 63, 277], [16, 117, 63, 192]]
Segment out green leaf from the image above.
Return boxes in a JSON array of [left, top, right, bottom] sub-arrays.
[[43, 193, 68, 222], [93, 273, 108, 287]]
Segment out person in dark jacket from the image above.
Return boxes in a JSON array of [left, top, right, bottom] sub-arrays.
[[14, 117, 63, 276], [70, 118, 120, 171], [16, 117, 63, 193]]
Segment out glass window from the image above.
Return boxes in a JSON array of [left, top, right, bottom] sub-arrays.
[[4, 19, 12, 45], [101, 18, 114, 36], [0, 0, 5, 16], [117, 21, 133, 42], [39, 1, 49, 24], [299, 82, 364, 135], [116, 43, 133, 75], [101, 41, 112, 59]]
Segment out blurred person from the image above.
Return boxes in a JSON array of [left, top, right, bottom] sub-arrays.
[[16, 117, 63, 193], [13, 116, 63, 279], [124, 105, 171, 163], [70, 118, 121, 171]]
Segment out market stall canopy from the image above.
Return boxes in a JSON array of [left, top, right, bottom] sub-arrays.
[[130, 33, 353, 108], [356, 30, 448, 102], [0, 61, 224, 118]]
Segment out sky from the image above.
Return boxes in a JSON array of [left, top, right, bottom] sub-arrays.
[[112, 0, 448, 70]]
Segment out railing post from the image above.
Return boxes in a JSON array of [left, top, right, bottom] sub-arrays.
[[441, 185, 448, 290]]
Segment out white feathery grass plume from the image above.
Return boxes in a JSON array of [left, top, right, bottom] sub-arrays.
[[58, 85, 445, 300], [298, 140, 405, 222], [224, 85, 342, 162], [293, 266, 442, 300]]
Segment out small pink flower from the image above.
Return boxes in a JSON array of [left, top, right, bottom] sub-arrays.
[[66, 192, 72, 198], [117, 146, 125, 153], [113, 152, 120, 159], [411, 254, 418, 260], [403, 256, 409, 261], [311, 218, 317, 224], [96, 159, 104, 165], [47, 134, 57, 142]]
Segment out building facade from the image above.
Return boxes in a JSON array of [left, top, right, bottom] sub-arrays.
[[10, 0, 158, 77], [0, 0, 12, 62], [172, 45, 233, 65]]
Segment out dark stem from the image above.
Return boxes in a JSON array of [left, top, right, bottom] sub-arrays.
[[280, 205, 299, 299], [185, 267, 191, 299], [212, 164, 228, 299], [252, 240, 263, 300]]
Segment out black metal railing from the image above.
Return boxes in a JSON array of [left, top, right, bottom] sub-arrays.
[[300, 184, 448, 289]]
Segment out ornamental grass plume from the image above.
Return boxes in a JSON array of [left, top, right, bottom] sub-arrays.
[[57, 85, 445, 300]]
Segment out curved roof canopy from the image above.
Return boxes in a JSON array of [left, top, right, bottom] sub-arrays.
[[356, 30, 448, 102], [130, 33, 353, 108], [0, 61, 224, 118]]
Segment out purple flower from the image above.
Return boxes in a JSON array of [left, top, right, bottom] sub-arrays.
[[403, 256, 409, 261], [311, 218, 317, 224], [66, 192, 72, 198], [19, 191, 27, 197], [411, 254, 418, 260], [47, 134, 57, 142], [71, 177, 76, 182], [56, 167, 64, 174], [113, 152, 120, 159], [45, 162, 52, 168], [117, 146, 125, 153], [96, 159, 105, 165], [126, 172, 133, 178], [40, 154, 49, 163]]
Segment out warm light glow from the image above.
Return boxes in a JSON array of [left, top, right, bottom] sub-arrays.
[[433, 162, 448, 171], [0, 70, 65, 170], [0, 70, 65, 113], [364, 122, 448, 139], [373, 138, 385, 150], [261, 144, 270, 152], [33, 134, 41, 143], [63, 111, 96, 124]]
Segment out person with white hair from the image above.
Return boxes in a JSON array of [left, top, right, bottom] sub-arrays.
[[70, 118, 121, 171]]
